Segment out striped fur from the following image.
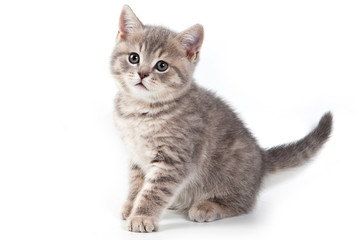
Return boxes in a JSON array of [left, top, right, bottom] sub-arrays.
[[111, 5, 333, 233]]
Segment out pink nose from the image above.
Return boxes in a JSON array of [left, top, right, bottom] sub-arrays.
[[138, 72, 149, 80]]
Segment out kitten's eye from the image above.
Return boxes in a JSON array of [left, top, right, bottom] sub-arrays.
[[155, 61, 168, 72], [129, 53, 140, 64]]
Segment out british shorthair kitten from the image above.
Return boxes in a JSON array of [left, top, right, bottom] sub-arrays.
[[110, 5, 332, 233]]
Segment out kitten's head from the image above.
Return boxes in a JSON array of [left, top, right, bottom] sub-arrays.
[[111, 5, 204, 103]]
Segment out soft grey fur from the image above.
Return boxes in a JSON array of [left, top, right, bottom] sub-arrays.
[[111, 5, 333, 233]]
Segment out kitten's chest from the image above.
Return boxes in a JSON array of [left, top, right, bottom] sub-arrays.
[[115, 113, 164, 170]]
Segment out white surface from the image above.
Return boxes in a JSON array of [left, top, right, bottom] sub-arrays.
[[0, 0, 359, 239]]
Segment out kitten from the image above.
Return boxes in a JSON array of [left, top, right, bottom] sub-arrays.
[[110, 5, 333, 233]]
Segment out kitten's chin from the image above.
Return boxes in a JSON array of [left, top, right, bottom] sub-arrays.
[[135, 82, 148, 90], [125, 86, 158, 103], [119, 81, 191, 104], [127, 90, 176, 104]]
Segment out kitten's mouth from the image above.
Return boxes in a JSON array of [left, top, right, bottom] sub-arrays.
[[135, 82, 148, 90]]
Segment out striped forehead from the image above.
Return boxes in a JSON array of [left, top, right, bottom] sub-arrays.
[[139, 26, 181, 59]]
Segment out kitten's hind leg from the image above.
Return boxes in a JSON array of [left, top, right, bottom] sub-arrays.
[[188, 198, 247, 222]]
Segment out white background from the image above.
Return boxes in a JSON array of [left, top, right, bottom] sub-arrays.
[[0, 0, 359, 239]]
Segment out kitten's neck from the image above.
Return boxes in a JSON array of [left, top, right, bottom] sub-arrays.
[[115, 82, 199, 118]]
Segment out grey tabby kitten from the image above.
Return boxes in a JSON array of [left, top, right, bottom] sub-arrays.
[[111, 5, 333, 233]]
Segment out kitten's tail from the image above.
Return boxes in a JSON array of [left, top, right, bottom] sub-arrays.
[[262, 112, 333, 174]]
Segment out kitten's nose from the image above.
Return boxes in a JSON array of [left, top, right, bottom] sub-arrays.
[[138, 72, 149, 80]]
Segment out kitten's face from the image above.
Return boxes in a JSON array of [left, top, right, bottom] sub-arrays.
[[111, 27, 190, 102], [111, 5, 203, 103]]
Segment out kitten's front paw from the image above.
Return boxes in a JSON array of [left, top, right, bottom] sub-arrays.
[[127, 216, 159, 233], [121, 201, 133, 220]]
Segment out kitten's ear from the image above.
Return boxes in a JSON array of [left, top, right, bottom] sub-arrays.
[[176, 24, 204, 61], [117, 5, 143, 41]]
